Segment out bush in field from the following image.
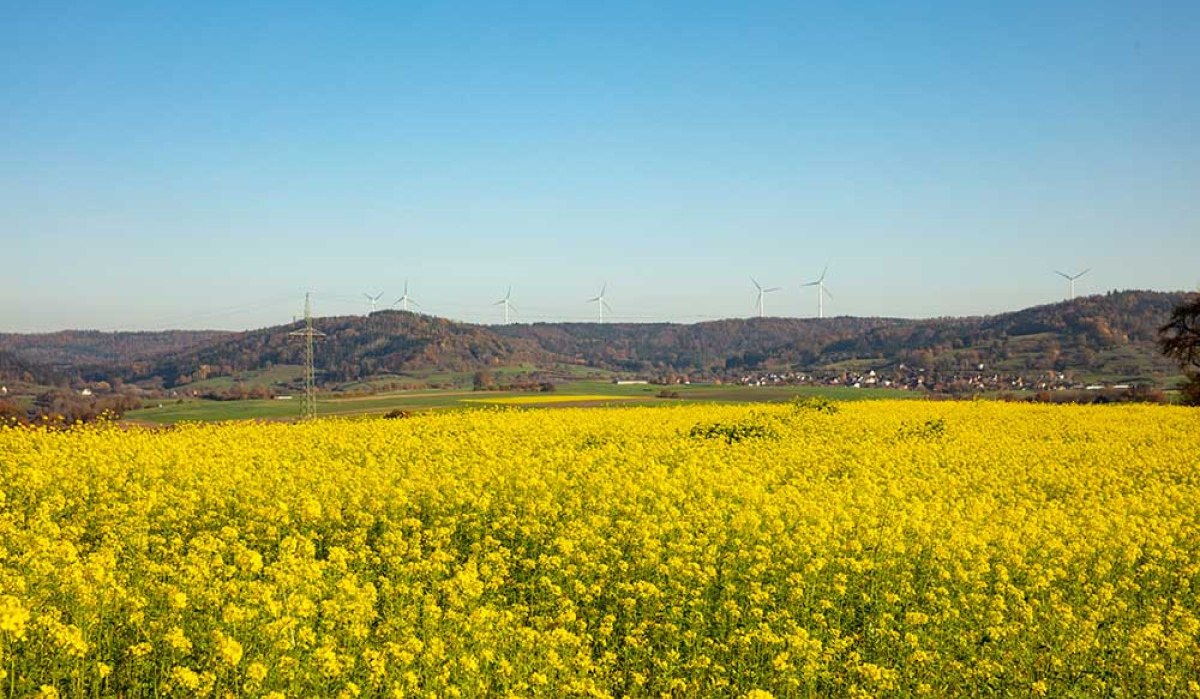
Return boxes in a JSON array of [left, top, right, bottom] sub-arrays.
[[791, 395, 840, 414], [688, 418, 777, 443]]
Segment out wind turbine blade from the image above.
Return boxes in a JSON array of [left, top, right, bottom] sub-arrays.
[[587, 296, 600, 303], [823, 287, 834, 299], [1077, 268, 1091, 278], [1054, 270, 1070, 279], [818, 264, 829, 283], [801, 280, 819, 287], [509, 303, 519, 314], [600, 282, 607, 297], [752, 277, 762, 291], [494, 299, 506, 306], [602, 299, 614, 313], [766, 287, 781, 293]]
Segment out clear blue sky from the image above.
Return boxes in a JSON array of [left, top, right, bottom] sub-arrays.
[[2, 0, 1197, 331]]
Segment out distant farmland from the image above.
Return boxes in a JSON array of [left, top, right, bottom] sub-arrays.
[[128, 382, 911, 424]]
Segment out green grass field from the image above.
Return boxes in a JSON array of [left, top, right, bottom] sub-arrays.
[[172, 364, 306, 392], [128, 381, 913, 424]]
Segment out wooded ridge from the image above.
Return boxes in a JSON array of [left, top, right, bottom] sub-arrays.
[[1, 290, 1190, 389]]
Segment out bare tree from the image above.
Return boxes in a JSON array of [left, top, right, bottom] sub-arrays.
[[1159, 294, 1200, 405]]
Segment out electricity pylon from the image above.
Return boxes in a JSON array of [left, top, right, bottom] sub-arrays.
[[288, 292, 325, 419]]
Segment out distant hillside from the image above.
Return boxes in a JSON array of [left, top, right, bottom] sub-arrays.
[[0, 350, 70, 387], [800, 290, 1187, 377], [130, 311, 559, 387], [496, 317, 909, 372], [0, 330, 231, 366], [6, 290, 1192, 390]]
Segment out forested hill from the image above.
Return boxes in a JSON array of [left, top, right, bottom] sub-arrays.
[[493, 317, 910, 371], [3, 290, 1192, 388], [128, 311, 558, 386], [0, 330, 231, 366], [0, 350, 71, 386], [791, 290, 1187, 374], [0, 330, 233, 388], [493, 290, 1187, 376]]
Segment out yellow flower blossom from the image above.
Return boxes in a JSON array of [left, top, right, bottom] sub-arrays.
[[165, 626, 193, 653], [0, 596, 30, 638], [170, 666, 202, 691], [212, 630, 243, 667]]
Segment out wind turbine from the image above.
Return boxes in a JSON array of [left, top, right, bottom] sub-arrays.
[[392, 280, 419, 312], [751, 278, 781, 318], [588, 283, 613, 323], [1054, 268, 1090, 300], [362, 291, 384, 314], [802, 265, 833, 319], [494, 286, 517, 324]]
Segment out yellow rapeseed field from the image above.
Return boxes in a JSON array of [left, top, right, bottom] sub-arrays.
[[1, 401, 1199, 698]]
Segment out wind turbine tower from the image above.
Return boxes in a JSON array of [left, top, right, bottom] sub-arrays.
[[752, 278, 781, 318], [362, 291, 384, 314], [494, 286, 517, 324], [588, 283, 613, 323], [393, 280, 419, 312], [1054, 268, 1090, 300], [802, 265, 833, 319]]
